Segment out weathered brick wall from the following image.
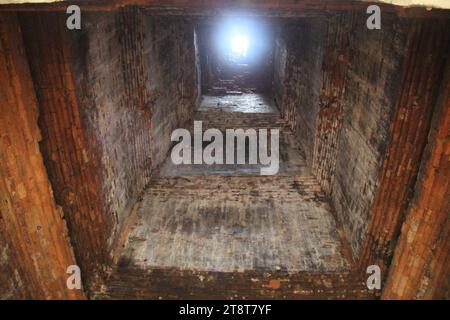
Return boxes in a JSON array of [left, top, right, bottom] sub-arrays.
[[69, 10, 151, 243], [382, 60, 450, 299], [16, 9, 198, 295], [275, 13, 427, 262], [3, 5, 447, 299], [311, 13, 350, 195], [0, 223, 28, 299], [274, 15, 408, 258], [19, 12, 113, 290], [358, 19, 450, 279], [274, 18, 326, 164], [0, 12, 84, 299], [273, 27, 287, 110], [143, 15, 198, 167], [194, 28, 202, 105], [329, 13, 411, 258], [68, 9, 197, 245]]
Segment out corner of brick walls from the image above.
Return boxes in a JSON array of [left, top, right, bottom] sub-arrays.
[[67, 9, 148, 246], [358, 18, 450, 278], [0, 12, 84, 299], [274, 18, 326, 165], [274, 13, 410, 259], [13, 8, 199, 295], [67, 8, 198, 253], [382, 59, 450, 299], [329, 13, 411, 258], [19, 12, 114, 289]]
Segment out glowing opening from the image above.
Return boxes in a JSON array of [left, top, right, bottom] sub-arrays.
[[231, 34, 249, 57], [212, 17, 272, 65]]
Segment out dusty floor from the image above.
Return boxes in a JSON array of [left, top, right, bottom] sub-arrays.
[[114, 96, 351, 273], [118, 176, 350, 273], [98, 94, 365, 298], [198, 93, 278, 113]]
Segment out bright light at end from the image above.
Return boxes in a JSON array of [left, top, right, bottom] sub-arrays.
[[231, 34, 249, 57]]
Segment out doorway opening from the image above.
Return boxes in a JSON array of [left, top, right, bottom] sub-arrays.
[[196, 17, 276, 114]]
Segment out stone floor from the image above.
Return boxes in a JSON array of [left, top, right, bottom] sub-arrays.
[[117, 176, 350, 273], [198, 93, 278, 113]]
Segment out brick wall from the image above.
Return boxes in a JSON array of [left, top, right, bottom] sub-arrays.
[[358, 19, 450, 277], [0, 221, 28, 299], [68, 9, 197, 247], [311, 13, 350, 195], [382, 60, 450, 299], [144, 15, 199, 167], [274, 13, 429, 261], [273, 26, 287, 112], [274, 14, 409, 258], [0, 12, 84, 299], [330, 13, 411, 258], [274, 18, 326, 164], [17, 8, 199, 293], [3, 5, 448, 299], [68, 10, 152, 244], [19, 12, 113, 289]]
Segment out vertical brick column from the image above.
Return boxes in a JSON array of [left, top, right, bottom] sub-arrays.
[[0, 13, 84, 299], [358, 20, 450, 280], [19, 12, 112, 292], [382, 63, 450, 299]]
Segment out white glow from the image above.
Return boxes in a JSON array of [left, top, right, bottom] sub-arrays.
[[231, 34, 249, 57]]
